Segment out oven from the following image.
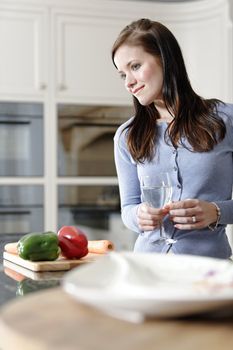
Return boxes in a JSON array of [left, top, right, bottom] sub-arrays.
[[57, 104, 136, 250], [0, 185, 44, 237], [58, 184, 136, 251], [57, 104, 133, 177], [0, 102, 43, 176]]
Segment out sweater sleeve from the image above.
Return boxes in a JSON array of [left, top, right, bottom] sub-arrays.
[[215, 200, 233, 224], [113, 123, 142, 234], [216, 103, 233, 224]]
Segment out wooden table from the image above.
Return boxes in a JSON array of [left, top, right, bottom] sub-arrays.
[[0, 287, 233, 350]]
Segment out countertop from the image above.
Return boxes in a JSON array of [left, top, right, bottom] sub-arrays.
[[0, 234, 62, 306], [1, 234, 233, 350]]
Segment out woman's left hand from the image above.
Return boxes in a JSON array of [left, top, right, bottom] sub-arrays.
[[164, 199, 218, 230]]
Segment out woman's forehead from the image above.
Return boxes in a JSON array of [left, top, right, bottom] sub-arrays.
[[114, 44, 160, 70]]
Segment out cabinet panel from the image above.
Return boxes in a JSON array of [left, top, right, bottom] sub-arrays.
[[0, 8, 48, 97], [54, 14, 130, 103], [167, 16, 229, 100]]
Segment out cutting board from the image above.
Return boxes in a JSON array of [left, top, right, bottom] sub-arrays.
[[3, 259, 66, 280], [3, 252, 103, 272]]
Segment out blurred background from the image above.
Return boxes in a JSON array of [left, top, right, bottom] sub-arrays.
[[0, 0, 232, 251]]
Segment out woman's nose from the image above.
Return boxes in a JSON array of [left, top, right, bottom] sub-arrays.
[[125, 75, 137, 89]]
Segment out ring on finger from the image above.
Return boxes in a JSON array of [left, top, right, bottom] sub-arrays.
[[192, 216, 196, 223]]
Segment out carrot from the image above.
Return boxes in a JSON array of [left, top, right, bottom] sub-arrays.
[[88, 240, 114, 254], [4, 242, 18, 254]]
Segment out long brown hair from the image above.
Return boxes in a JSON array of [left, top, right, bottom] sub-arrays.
[[111, 18, 226, 163]]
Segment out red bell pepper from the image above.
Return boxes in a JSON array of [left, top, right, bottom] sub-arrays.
[[57, 226, 88, 259]]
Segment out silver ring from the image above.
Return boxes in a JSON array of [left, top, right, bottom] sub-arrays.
[[192, 216, 196, 223]]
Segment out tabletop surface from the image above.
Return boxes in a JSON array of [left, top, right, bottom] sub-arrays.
[[0, 287, 233, 350], [1, 234, 233, 350]]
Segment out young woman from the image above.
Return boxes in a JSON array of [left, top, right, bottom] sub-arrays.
[[112, 18, 233, 258]]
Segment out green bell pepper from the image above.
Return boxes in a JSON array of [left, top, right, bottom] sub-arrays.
[[17, 232, 60, 261]]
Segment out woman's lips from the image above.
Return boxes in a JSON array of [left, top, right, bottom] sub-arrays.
[[132, 86, 144, 95]]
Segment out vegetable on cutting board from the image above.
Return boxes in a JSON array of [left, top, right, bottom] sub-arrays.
[[57, 226, 88, 259], [17, 232, 60, 261], [88, 240, 114, 254], [4, 242, 18, 255], [4, 230, 115, 259], [5, 239, 114, 256]]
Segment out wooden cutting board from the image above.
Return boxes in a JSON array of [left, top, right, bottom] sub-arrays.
[[3, 252, 103, 272], [3, 259, 66, 281]]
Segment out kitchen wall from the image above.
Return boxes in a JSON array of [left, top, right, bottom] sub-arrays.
[[116, 0, 233, 85]]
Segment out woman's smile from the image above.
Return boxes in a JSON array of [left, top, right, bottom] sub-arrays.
[[131, 85, 145, 95]]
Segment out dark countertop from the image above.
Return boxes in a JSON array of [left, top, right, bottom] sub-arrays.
[[0, 234, 61, 306]]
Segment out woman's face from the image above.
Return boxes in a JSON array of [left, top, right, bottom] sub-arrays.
[[114, 44, 164, 106]]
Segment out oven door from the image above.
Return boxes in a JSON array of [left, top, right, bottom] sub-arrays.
[[57, 104, 133, 177], [0, 185, 44, 236], [58, 185, 136, 250], [0, 102, 43, 176], [0, 207, 43, 235]]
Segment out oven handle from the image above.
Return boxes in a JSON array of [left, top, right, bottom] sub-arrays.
[[0, 210, 31, 215], [0, 121, 31, 125]]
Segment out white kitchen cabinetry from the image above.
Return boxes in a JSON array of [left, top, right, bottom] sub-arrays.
[[0, 0, 232, 103], [0, 5, 49, 99], [53, 11, 130, 104]]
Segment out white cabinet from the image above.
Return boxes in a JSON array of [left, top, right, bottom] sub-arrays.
[[0, 5, 48, 99], [52, 11, 130, 104], [1, 0, 232, 103]]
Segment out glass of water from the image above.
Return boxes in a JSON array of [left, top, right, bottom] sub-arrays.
[[141, 172, 176, 245]]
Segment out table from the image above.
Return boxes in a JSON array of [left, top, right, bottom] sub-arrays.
[[0, 287, 233, 350]]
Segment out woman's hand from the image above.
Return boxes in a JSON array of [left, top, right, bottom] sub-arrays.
[[137, 203, 168, 231], [164, 199, 218, 230]]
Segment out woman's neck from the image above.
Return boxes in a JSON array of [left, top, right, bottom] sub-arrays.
[[154, 100, 174, 122]]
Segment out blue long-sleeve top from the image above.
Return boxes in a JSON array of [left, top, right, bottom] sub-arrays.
[[114, 102, 233, 259]]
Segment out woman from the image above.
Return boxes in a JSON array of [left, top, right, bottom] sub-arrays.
[[112, 18, 233, 258]]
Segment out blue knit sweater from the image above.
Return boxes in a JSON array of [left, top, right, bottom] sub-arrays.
[[114, 102, 233, 258]]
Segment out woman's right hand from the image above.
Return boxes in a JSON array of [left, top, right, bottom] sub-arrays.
[[137, 203, 168, 231]]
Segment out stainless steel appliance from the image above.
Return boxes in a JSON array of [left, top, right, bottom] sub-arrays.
[[0, 102, 43, 176], [0, 185, 44, 235], [57, 104, 136, 250], [58, 184, 136, 250], [57, 104, 133, 176]]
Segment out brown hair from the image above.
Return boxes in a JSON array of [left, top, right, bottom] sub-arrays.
[[112, 18, 226, 163]]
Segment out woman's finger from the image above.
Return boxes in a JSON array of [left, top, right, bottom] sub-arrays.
[[174, 220, 205, 230]]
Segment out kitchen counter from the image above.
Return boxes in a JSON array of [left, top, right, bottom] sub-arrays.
[[1, 234, 233, 350], [0, 234, 62, 306]]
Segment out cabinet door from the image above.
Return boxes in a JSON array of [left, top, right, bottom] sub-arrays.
[[53, 13, 130, 104], [0, 7, 48, 98]]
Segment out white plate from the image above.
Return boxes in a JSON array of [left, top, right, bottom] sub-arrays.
[[62, 252, 233, 322]]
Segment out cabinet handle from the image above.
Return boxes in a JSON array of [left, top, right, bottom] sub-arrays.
[[58, 84, 67, 91], [39, 83, 47, 90]]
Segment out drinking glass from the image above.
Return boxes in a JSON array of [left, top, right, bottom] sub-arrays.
[[141, 172, 176, 245]]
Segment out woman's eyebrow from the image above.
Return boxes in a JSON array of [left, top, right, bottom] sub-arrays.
[[117, 60, 135, 73]]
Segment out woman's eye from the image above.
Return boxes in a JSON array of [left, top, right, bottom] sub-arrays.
[[131, 63, 140, 71], [119, 73, 126, 80]]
